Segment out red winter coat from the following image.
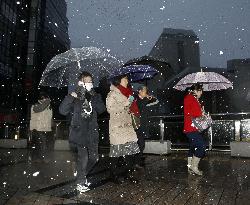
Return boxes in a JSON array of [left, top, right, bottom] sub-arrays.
[[183, 94, 202, 133]]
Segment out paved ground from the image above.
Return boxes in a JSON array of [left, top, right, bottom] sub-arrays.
[[1, 148, 250, 205]]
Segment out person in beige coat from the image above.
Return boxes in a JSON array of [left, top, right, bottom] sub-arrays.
[[30, 92, 53, 163], [106, 75, 140, 184]]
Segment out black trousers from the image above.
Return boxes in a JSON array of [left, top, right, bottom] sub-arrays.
[[136, 128, 145, 156], [109, 154, 140, 177], [32, 130, 53, 160], [70, 143, 99, 183]]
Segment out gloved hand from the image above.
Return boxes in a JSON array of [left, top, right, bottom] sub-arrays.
[[75, 86, 86, 101], [128, 95, 134, 103]]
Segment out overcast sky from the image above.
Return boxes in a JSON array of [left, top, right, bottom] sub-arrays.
[[66, 0, 250, 68]]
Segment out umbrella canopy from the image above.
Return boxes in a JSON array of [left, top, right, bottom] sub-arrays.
[[109, 64, 158, 82], [173, 71, 233, 91], [39, 47, 122, 88]]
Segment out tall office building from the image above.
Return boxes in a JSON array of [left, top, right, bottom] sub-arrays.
[[0, 0, 30, 113], [25, 0, 70, 93], [0, 0, 70, 122]]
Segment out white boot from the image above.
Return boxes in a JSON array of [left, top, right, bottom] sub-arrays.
[[190, 156, 203, 176], [187, 157, 193, 174]]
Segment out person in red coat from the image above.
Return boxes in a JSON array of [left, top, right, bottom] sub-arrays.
[[183, 83, 205, 176]]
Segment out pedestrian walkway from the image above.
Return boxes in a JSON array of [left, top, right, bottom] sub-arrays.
[[1, 149, 250, 205]]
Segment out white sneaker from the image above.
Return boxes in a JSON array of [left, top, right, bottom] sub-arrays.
[[76, 184, 90, 193], [85, 179, 91, 187]]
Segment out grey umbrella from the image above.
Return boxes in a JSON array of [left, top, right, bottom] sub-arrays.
[[39, 47, 122, 88], [173, 71, 233, 91]]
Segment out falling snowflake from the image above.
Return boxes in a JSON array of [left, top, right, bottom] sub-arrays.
[[160, 6, 165, 10], [33, 171, 40, 176]]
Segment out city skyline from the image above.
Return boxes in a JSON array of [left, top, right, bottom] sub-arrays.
[[66, 0, 250, 68]]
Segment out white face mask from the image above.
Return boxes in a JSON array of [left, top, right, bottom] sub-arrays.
[[78, 81, 93, 91], [84, 82, 93, 91]]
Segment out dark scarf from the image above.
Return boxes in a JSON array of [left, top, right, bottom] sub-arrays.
[[117, 85, 140, 117]]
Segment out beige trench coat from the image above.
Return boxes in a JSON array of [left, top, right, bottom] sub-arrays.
[[30, 105, 52, 132], [106, 85, 138, 145]]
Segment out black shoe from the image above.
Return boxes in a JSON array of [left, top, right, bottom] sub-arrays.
[[127, 175, 139, 184], [111, 176, 124, 184], [134, 164, 144, 169], [123, 171, 139, 184], [110, 173, 124, 184]]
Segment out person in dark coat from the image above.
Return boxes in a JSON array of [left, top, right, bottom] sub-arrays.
[[59, 71, 106, 193], [136, 86, 159, 164]]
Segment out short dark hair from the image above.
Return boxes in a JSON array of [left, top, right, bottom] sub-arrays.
[[189, 83, 203, 92], [38, 91, 49, 100], [78, 71, 93, 80], [138, 85, 147, 92], [111, 74, 128, 86]]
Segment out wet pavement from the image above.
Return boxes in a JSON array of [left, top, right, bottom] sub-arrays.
[[1, 148, 250, 205]]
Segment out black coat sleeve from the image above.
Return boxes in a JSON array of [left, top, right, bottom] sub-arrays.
[[59, 95, 75, 116], [137, 98, 149, 112], [137, 97, 158, 112], [146, 97, 158, 106], [93, 94, 106, 115]]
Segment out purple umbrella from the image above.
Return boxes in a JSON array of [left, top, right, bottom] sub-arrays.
[[109, 64, 158, 82], [173, 71, 233, 91]]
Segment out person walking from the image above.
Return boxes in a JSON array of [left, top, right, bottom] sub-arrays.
[[136, 85, 159, 165], [30, 92, 53, 163], [106, 75, 140, 184], [183, 83, 206, 176], [59, 71, 106, 193]]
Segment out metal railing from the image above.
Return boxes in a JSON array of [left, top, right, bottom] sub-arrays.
[[1, 112, 250, 150], [148, 112, 250, 150]]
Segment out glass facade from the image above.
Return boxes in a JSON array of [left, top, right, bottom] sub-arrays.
[[0, 0, 30, 112], [26, 0, 70, 93], [0, 0, 70, 122]]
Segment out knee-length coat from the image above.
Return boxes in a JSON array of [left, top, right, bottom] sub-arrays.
[[106, 85, 138, 145]]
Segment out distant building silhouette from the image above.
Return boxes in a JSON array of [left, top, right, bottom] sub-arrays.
[[222, 59, 250, 113], [149, 28, 200, 74]]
